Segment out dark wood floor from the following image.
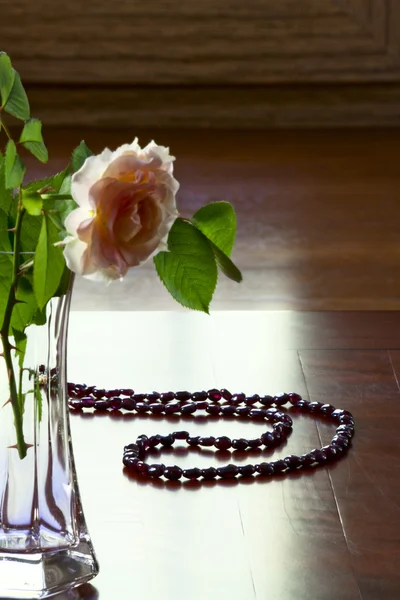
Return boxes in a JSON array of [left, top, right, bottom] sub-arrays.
[[20, 128, 400, 599]]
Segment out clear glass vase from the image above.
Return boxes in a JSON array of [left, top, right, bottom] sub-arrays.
[[0, 281, 99, 598]]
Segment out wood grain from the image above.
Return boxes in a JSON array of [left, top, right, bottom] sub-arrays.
[[60, 312, 400, 599], [2, 0, 400, 84], [21, 83, 400, 129], [299, 349, 400, 599]]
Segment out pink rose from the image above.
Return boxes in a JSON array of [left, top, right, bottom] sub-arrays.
[[63, 139, 179, 281]]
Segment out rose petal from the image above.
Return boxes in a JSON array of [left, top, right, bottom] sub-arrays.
[[71, 148, 113, 208]]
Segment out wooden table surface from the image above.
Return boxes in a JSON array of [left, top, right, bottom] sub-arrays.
[[59, 310, 400, 600]]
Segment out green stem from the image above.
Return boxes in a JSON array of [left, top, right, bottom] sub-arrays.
[[0, 197, 27, 459], [0, 112, 12, 141]]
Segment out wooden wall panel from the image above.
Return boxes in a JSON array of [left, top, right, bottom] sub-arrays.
[[1, 0, 400, 127], [1, 0, 400, 84]]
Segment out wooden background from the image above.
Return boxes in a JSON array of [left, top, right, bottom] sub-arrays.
[[1, 0, 400, 127]]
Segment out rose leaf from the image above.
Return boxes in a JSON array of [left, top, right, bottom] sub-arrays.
[[153, 218, 217, 314]]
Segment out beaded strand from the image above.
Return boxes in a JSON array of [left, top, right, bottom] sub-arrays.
[[68, 385, 355, 482]]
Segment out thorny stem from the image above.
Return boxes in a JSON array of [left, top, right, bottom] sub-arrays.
[[0, 190, 27, 459]]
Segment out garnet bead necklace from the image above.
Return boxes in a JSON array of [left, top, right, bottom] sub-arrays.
[[68, 384, 355, 482]]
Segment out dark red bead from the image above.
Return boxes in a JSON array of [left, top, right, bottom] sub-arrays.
[[271, 431, 282, 444], [40, 365, 46, 374], [149, 403, 164, 414], [339, 415, 355, 425], [94, 400, 108, 410], [206, 404, 221, 416], [148, 435, 162, 447], [192, 391, 208, 401], [321, 445, 337, 460], [124, 443, 140, 452], [247, 438, 262, 448], [293, 399, 309, 410], [120, 388, 134, 396], [199, 436, 215, 447], [173, 430, 189, 440], [220, 389, 232, 400], [176, 391, 192, 401], [80, 397, 95, 408], [232, 438, 249, 451], [236, 406, 250, 417], [164, 466, 182, 481], [133, 394, 147, 402], [220, 405, 236, 416], [336, 424, 354, 438], [148, 464, 165, 478], [308, 401, 324, 412], [217, 464, 239, 478], [331, 435, 350, 449], [238, 464, 255, 477], [321, 404, 335, 416], [249, 408, 267, 419], [136, 461, 149, 475], [300, 453, 316, 467], [183, 467, 202, 480], [69, 400, 83, 410], [123, 456, 140, 468], [109, 397, 122, 410], [195, 401, 208, 410], [215, 436, 232, 450], [265, 408, 279, 419], [136, 402, 150, 413], [161, 392, 176, 402], [256, 462, 274, 475], [309, 449, 328, 464], [261, 432, 274, 446], [105, 389, 118, 398], [207, 389, 222, 401], [160, 434, 175, 446], [93, 389, 106, 399], [187, 436, 201, 446], [201, 467, 218, 480], [288, 392, 302, 405], [164, 401, 181, 414], [246, 394, 260, 406], [231, 393, 246, 405], [280, 414, 293, 426], [269, 459, 286, 473], [260, 395, 274, 407], [331, 409, 350, 421], [284, 455, 302, 470], [122, 398, 136, 411], [181, 403, 196, 415], [274, 393, 290, 406], [147, 392, 161, 402]]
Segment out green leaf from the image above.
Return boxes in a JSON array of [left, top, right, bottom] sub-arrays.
[[24, 166, 70, 195], [35, 376, 43, 423], [19, 118, 48, 163], [33, 214, 65, 310], [208, 240, 242, 283], [192, 201, 237, 257], [11, 275, 38, 333], [0, 252, 13, 330], [21, 189, 43, 216], [0, 52, 15, 107], [20, 213, 42, 253], [4, 71, 30, 120], [12, 328, 27, 369], [71, 141, 93, 173], [0, 151, 13, 215], [153, 218, 217, 314], [5, 140, 26, 189], [0, 152, 13, 252]]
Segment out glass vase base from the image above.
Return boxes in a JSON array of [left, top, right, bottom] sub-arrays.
[[0, 536, 99, 599]]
